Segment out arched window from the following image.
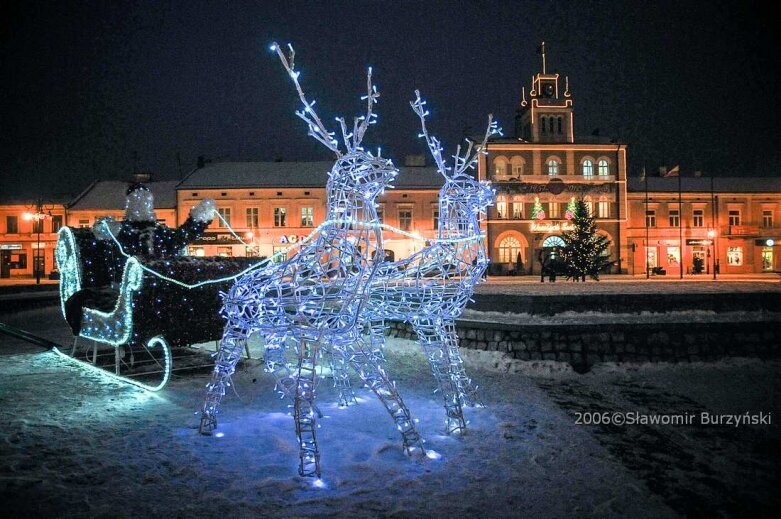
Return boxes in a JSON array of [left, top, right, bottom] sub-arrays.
[[582, 159, 594, 177], [557, 117, 563, 134], [598, 159, 610, 176], [496, 196, 508, 219], [510, 156, 525, 177], [547, 159, 559, 176], [548, 117, 555, 134], [493, 156, 508, 178], [498, 236, 522, 263], [540, 117, 547, 134], [543, 235, 566, 248]]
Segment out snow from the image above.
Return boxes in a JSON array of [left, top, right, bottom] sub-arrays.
[[2, 307, 779, 517], [462, 308, 781, 325]]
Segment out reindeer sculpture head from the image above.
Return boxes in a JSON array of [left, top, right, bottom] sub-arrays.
[[410, 91, 501, 236], [272, 43, 398, 203]]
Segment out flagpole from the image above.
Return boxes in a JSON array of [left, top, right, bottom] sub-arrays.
[[678, 172, 683, 279], [645, 166, 649, 279]]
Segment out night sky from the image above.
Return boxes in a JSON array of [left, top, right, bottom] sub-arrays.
[[2, 0, 779, 200]]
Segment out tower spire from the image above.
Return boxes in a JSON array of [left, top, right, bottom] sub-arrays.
[[540, 41, 546, 74]]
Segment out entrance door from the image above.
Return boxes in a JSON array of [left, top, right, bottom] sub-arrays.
[[0, 251, 10, 278], [33, 250, 45, 277], [762, 247, 773, 271]]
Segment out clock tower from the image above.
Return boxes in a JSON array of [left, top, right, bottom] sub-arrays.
[[514, 42, 574, 143]]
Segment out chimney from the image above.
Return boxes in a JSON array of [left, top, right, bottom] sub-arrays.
[[404, 154, 426, 167]]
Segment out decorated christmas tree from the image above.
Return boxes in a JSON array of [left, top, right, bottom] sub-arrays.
[[561, 200, 611, 281], [532, 197, 545, 220]]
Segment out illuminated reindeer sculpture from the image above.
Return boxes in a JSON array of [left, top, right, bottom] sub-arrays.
[[200, 43, 424, 478], [361, 91, 499, 433]]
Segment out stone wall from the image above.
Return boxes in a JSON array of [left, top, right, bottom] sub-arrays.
[[387, 319, 781, 373]]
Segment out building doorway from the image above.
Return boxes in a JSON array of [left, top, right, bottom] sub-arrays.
[[0, 250, 10, 278], [762, 247, 773, 271]]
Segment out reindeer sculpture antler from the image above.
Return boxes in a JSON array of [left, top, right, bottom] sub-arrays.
[[272, 42, 380, 156], [410, 90, 502, 177]]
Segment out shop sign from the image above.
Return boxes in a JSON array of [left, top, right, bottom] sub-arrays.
[[755, 239, 776, 246], [31, 242, 47, 249], [192, 232, 243, 245], [686, 239, 713, 246], [728, 225, 759, 236], [530, 221, 575, 233], [0, 244, 22, 250], [279, 234, 306, 244]]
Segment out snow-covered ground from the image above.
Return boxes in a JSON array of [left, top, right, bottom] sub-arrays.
[[462, 308, 781, 325], [476, 278, 781, 296], [1, 307, 779, 517]]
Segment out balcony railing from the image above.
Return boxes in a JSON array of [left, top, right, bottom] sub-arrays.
[[492, 174, 616, 183]]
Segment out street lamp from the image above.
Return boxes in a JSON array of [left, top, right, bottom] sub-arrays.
[[22, 200, 52, 285], [707, 229, 716, 281]]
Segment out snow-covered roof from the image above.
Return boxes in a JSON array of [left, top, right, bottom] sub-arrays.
[[68, 180, 179, 210], [627, 177, 781, 194], [177, 161, 444, 190]]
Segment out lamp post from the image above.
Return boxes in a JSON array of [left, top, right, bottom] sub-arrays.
[[22, 200, 52, 285], [707, 229, 716, 281]]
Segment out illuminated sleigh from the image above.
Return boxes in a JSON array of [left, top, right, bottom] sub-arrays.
[[55, 227, 258, 390]]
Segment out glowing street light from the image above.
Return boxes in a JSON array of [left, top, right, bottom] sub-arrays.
[[23, 200, 52, 284]]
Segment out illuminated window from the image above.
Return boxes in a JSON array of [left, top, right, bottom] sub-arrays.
[[493, 157, 508, 178], [433, 210, 439, 229], [547, 159, 559, 176], [398, 209, 412, 231], [727, 246, 743, 266], [498, 236, 522, 263], [78, 219, 90, 229], [692, 209, 704, 227], [543, 235, 565, 248], [246, 207, 259, 228], [272, 246, 287, 263], [598, 201, 610, 219], [274, 207, 287, 227], [728, 210, 740, 226], [598, 159, 609, 176], [645, 247, 658, 268], [668, 208, 679, 227], [218, 246, 232, 258], [645, 210, 656, 227], [511, 202, 523, 219], [667, 246, 680, 265], [6, 216, 18, 233], [548, 202, 560, 219], [585, 201, 594, 216], [762, 210, 773, 228], [217, 208, 231, 228], [582, 160, 594, 177], [510, 156, 525, 177], [301, 207, 314, 227], [496, 198, 507, 219]]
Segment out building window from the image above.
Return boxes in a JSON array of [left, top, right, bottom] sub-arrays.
[[645, 210, 656, 228], [693, 209, 704, 227], [433, 210, 439, 229], [645, 247, 658, 269], [540, 117, 547, 134], [377, 206, 384, 223], [667, 246, 680, 266], [762, 210, 773, 228], [585, 201, 594, 217], [582, 160, 594, 177], [668, 208, 679, 227], [598, 159, 609, 176], [598, 201, 610, 219], [217, 208, 231, 228], [398, 209, 412, 231], [511, 157, 524, 177], [32, 219, 44, 234], [762, 247, 773, 270], [728, 210, 740, 226], [301, 207, 314, 227], [557, 116, 563, 134], [498, 236, 522, 263], [727, 246, 743, 266], [51, 215, 63, 233], [78, 219, 90, 228], [496, 199, 507, 219], [548, 117, 555, 134], [547, 159, 559, 176], [6, 216, 18, 234], [246, 207, 259, 228], [511, 202, 523, 219], [274, 207, 287, 227], [493, 157, 508, 178], [548, 202, 560, 219], [217, 246, 232, 258], [272, 246, 288, 263]]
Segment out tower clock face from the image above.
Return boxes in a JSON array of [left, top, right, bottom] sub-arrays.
[[543, 83, 555, 98]]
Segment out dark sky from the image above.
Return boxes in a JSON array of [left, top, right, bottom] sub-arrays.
[[2, 0, 779, 200]]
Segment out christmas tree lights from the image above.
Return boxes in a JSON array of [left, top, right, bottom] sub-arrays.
[[561, 199, 612, 281], [532, 197, 546, 220]]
